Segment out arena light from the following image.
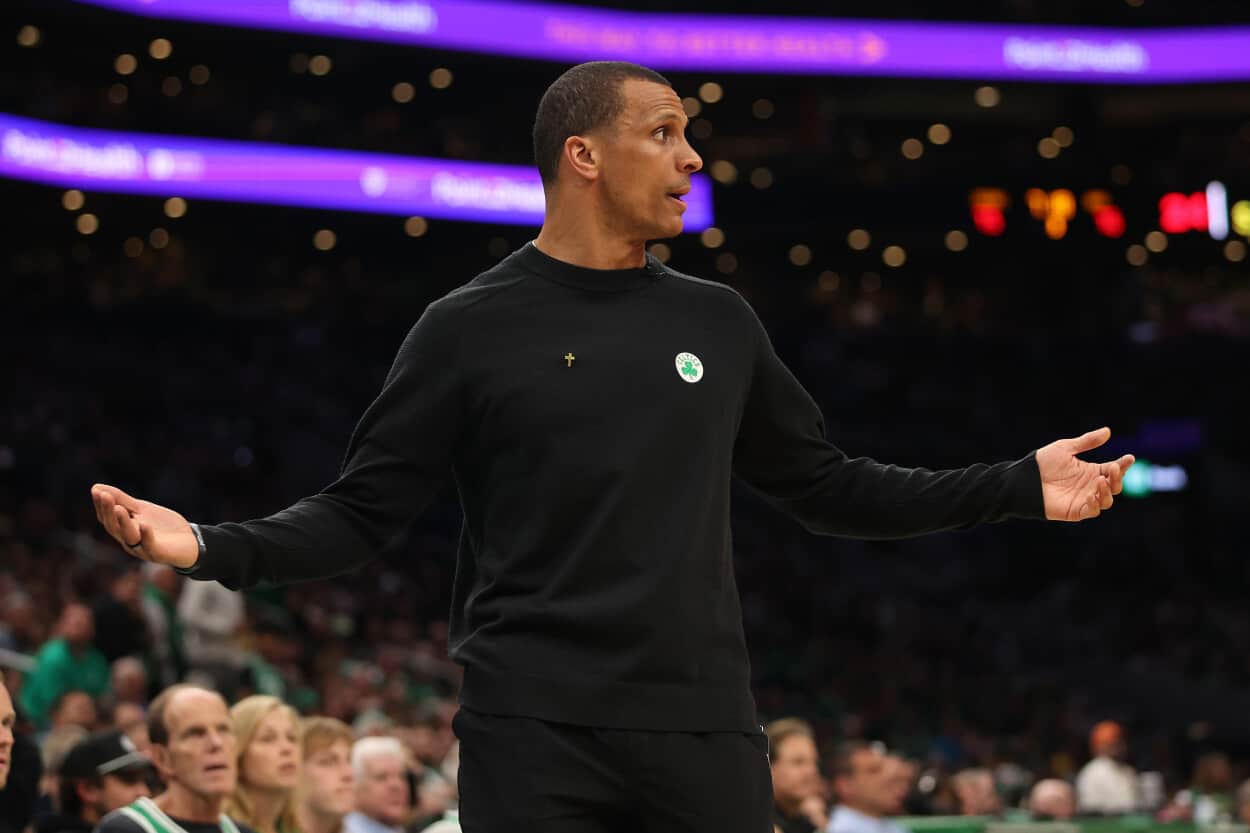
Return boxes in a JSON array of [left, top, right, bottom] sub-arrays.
[[0, 112, 714, 229], [70, 0, 1250, 83]]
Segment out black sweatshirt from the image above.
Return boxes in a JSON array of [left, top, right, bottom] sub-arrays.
[[188, 242, 1044, 732]]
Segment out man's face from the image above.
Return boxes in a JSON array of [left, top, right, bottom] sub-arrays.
[[355, 753, 410, 826], [882, 756, 914, 810], [302, 739, 355, 818], [836, 748, 898, 817], [771, 734, 822, 805], [592, 78, 703, 242], [60, 604, 95, 648], [53, 691, 98, 730], [152, 689, 236, 800], [0, 682, 14, 789]]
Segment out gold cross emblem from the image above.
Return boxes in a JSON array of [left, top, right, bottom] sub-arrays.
[[565, 352, 575, 367]]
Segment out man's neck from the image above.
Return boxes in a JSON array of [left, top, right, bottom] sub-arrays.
[[533, 200, 647, 270], [243, 786, 287, 833], [295, 806, 342, 833], [156, 784, 224, 824]]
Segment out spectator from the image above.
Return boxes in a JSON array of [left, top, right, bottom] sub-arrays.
[[295, 717, 355, 833], [19, 605, 110, 730], [766, 717, 826, 833], [0, 674, 44, 833], [225, 695, 301, 833], [110, 658, 149, 708], [95, 684, 255, 833], [141, 565, 185, 689], [826, 742, 907, 833], [345, 737, 410, 833], [37, 725, 89, 816], [50, 691, 98, 733], [0, 675, 13, 788], [882, 756, 916, 817], [1076, 721, 1140, 814], [1187, 751, 1234, 824], [1234, 778, 1250, 826], [0, 592, 39, 654], [36, 729, 152, 833], [1028, 779, 1076, 820], [111, 702, 150, 753], [177, 579, 245, 691], [92, 570, 148, 664], [951, 769, 1001, 817]]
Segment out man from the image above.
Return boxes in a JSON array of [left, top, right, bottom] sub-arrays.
[[96, 684, 254, 833], [766, 718, 826, 833], [20, 604, 110, 731], [951, 768, 1001, 817], [1, 674, 46, 833], [1028, 778, 1076, 820], [35, 729, 152, 833], [343, 737, 409, 833], [294, 717, 355, 833], [826, 742, 907, 833], [49, 691, 98, 733], [91, 61, 1134, 830], [109, 658, 149, 709], [0, 675, 14, 790], [1076, 720, 1140, 814]]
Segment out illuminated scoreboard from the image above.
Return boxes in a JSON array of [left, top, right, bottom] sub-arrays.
[[969, 182, 1250, 242]]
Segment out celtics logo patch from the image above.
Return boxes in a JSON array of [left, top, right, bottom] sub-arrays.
[[675, 352, 704, 383]]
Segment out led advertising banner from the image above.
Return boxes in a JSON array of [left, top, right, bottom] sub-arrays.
[[73, 0, 1250, 83], [0, 113, 715, 229]]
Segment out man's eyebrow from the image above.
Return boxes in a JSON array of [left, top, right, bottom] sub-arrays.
[[649, 107, 688, 126]]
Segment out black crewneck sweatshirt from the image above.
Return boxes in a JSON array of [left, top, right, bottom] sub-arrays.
[[189, 242, 1044, 731]]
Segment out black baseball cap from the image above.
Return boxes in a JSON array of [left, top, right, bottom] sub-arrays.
[[60, 729, 151, 779]]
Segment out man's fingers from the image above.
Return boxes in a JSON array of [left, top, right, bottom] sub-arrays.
[[1068, 426, 1112, 455], [93, 483, 139, 513], [112, 505, 144, 553]]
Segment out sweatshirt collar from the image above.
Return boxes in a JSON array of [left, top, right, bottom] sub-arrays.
[[514, 241, 663, 292]]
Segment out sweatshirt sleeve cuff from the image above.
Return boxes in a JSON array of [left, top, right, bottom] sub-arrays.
[[1007, 451, 1046, 520]]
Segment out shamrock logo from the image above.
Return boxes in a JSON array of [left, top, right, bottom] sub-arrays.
[[674, 352, 704, 383]]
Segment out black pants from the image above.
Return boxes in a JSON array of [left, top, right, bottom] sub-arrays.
[[453, 705, 774, 832]]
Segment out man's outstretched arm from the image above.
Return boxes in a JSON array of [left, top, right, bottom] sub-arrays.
[[731, 303, 1133, 538], [91, 301, 464, 589]]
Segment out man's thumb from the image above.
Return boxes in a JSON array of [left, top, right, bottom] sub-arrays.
[[1069, 426, 1111, 454]]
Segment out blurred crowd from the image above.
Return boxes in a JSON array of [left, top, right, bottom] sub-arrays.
[[5, 654, 1250, 833]]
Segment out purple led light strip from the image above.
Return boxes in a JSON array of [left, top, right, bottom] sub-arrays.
[[72, 0, 1250, 83], [0, 112, 714, 229]]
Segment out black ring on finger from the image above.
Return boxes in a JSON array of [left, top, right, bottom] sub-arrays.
[[126, 538, 143, 549]]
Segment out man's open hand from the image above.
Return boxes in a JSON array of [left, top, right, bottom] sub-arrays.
[[1036, 427, 1135, 521], [90, 484, 199, 569]]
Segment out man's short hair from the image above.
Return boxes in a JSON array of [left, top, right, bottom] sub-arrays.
[[301, 716, 354, 761], [532, 61, 671, 187], [830, 740, 873, 778], [147, 684, 218, 747], [351, 736, 406, 780], [764, 717, 814, 760]]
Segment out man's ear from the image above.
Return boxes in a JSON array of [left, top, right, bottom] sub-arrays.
[[149, 743, 174, 779], [562, 134, 600, 183], [76, 778, 101, 805]]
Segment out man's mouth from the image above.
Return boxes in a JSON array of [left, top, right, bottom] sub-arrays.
[[667, 190, 689, 209]]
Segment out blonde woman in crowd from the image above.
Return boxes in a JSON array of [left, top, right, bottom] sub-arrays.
[[294, 717, 356, 833], [226, 694, 302, 833]]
